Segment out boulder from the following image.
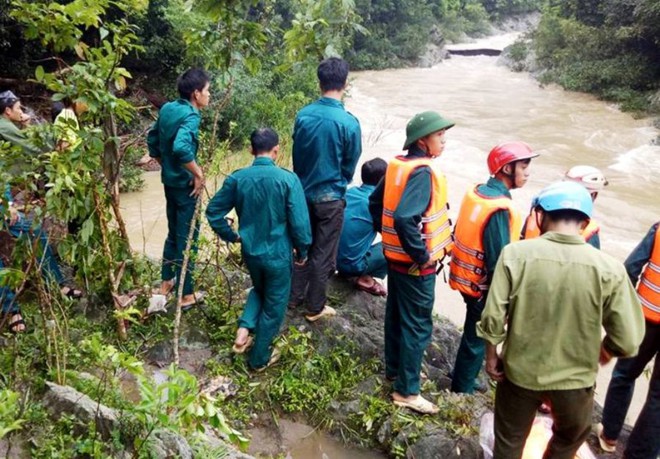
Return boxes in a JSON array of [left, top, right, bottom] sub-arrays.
[[149, 429, 193, 459], [43, 382, 119, 440]]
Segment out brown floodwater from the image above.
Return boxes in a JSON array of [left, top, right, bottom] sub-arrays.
[[121, 33, 658, 454]]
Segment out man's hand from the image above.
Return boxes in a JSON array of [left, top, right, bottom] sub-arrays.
[[599, 343, 613, 366], [485, 344, 505, 382], [294, 257, 308, 267], [420, 259, 436, 270], [8, 205, 19, 226], [189, 174, 205, 197]]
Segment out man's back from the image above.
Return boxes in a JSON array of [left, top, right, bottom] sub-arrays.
[[337, 184, 377, 274], [292, 97, 361, 203], [481, 232, 643, 390]]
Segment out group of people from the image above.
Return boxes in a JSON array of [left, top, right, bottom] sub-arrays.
[[0, 90, 84, 333], [147, 59, 658, 458], [1, 54, 657, 459]]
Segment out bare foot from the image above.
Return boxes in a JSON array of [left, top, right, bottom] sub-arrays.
[[160, 280, 174, 295]]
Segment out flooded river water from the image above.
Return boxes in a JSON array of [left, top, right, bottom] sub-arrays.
[[121, 33, 658, 456]]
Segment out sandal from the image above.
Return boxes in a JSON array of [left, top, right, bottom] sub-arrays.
[[255, 348, 281, 372], [181, 291, 207, 312], [7, 312, 25, 334], [61, 286, 83, 299], [597, 423, 617, 453], [356, 277, 387, 296], [392, 394, 439, 415]]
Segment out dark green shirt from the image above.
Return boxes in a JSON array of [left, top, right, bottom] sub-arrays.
[[292, 97, 362, 203], [476, 177, 513, 280], [206, 157, 312, 268], [369, 146, 433, 265], [147, 99, 200, 189], [0, 117, 40, 156]]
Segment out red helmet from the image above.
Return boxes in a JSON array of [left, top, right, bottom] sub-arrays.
[[487, 141, 539, 175]]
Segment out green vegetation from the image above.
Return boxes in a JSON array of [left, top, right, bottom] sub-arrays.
[[521, 1, 660, 114]]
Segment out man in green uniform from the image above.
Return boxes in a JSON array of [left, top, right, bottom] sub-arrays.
[[206, 128, 311, 370], [148, 69, 210, 308], [369, 111, 454, 414], [477, 181, 645, 459], [0, 91, 40, 157], [450, 142, 538, 394], [289, 57, 362, 322]]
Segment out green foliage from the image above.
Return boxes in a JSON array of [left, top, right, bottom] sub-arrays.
[[0, 389, 25, 439], [533, 4, 660, 114]]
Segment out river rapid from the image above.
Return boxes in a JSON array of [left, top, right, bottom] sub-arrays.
[[121, 33, 658, 453]]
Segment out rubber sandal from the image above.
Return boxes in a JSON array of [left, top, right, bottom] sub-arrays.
[[597, 423, 617, 453], [356, 278, 387, 296], [181, 291, 207, 312], [305, 305, 337, 322], [393, 395, 439, 415], [255, 348, 281, 372], [61, 286, 83, 299], [538, 402, 551, 414], [8, 313, 26, 334], [232, 335, 254, 354]]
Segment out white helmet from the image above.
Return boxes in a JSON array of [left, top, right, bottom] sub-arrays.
[[564, 165, 608, 192]]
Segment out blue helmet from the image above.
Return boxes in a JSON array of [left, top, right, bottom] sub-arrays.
[[532, 181, 593, 218]]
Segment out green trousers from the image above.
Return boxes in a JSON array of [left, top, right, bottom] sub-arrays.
[[494, 379, 594, 459], [451, 294, 486, 393], [384, 268, 436, 396], [239, 259, 291, 369], [162, 186, 199, 296]]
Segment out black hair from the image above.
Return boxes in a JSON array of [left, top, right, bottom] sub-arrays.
[[317, 57, 349, 92], [250, 127, 279, 154], [536, 207, 588, 224], [177, 68, 210, 100], [0, 97, 19, 114], [51, 101, 65, 122], [361, 158, 387, 186]]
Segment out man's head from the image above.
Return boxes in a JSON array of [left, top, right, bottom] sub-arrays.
[[318, 58, 349, 94], [361, 158, 387, 186], [532, 181, 593, 235], [177, 69, 211, 109], [0, 91, 23, 123], [487, 141, 538, 190], [250, 127, 279, 159], [564, 165, 608, 202], [403, 111, 455, 157]]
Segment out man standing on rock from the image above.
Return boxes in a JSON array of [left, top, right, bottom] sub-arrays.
[[598, 220, 660, 459], [449, 142, 538, 394], [206, 128, 311, 371], [369, 111, 455, 414], [288, 57, 362, 322], [477, 181, 644, 458], [148, 68, 210, 309]]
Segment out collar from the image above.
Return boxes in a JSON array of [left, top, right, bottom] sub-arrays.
[[177, 98, 199, 113], [541, 232, 586, 245], [359, 184, 376, 193], [406, 144, 430, 159], [252, 156, 275, 166], [485, 177, 512, 198], [0, 116, 18, 128], [318, 96, 344, 108]]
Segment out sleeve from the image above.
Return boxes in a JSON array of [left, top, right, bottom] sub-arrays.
[[483, 209, 511, 279], [476, 252, 511, 345], [172, 113, 200, 164], [393, 167, 432, 265], [340, 121, 362, 184], [287, 176, 312, 260], [624, 223, 658, 286], [587, 232, 601, 250], [147, 118, 160, 159], [601, 270, 645, 358], [205, 176, 240, 243], [368, 178, 385, 233], [2, 125, 40, 156]]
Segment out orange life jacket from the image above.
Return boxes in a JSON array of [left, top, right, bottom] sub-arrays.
[[637, 227, 660, 323], [381, 156, 453, 265], [448, 185, 522, 298], [522, 209, 600, 244]]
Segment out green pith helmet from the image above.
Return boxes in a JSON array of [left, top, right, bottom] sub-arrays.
[[403, 111, 455, 150]]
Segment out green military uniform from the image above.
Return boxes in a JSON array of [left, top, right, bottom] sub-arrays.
[[147, 99, 202, 296], [451, 177, 512, 394], [0, 116, 40, 156], [206, 156, 311, 369], [369, 145, 437, 396]]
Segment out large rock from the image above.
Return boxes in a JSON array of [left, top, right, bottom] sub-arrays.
[[43, 382, 119, 440], [149, 429, 193, 459]]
